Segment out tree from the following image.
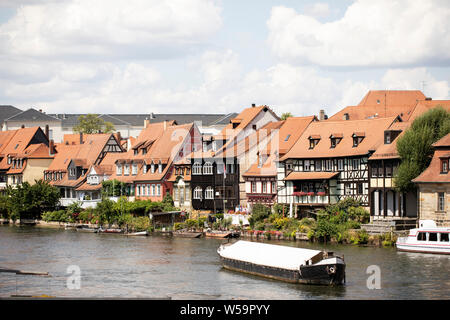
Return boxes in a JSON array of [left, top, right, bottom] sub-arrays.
[[395, 106, 450, 192], [281, 112, 293, 120], [73, 114, 115, 134], [7, 180, 61, 220]]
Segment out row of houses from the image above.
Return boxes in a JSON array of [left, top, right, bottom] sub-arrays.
[[0, 90, 449, 225]]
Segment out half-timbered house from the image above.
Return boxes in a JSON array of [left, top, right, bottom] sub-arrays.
[[277, 116, 400, 217]]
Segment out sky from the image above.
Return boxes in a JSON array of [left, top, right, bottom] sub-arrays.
[[0, 0, 448, 118]]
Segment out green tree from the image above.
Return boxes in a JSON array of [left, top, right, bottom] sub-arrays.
[[73, 114, 115, 134], [7, 180, 61, 220], [281, 112, 293, 120], [395, 107, 450, 192]]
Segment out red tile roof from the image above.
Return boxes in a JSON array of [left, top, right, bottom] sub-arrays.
[[281, 117, 398, 160]]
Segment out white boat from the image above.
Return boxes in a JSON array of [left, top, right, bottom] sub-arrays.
[[125, 231, 149, 236], [217, 240, 345, 285], [396, 220, 450, 255]]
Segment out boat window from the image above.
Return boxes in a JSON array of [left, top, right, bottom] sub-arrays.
[[417, 232, 426, 241], [429, 233, 438, 241], [439, 233, 449, 242]]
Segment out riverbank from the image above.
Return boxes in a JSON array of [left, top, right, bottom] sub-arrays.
[[0, 219, 401, 247]]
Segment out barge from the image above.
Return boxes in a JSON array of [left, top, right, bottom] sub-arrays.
[[217, 240, 345, 285]]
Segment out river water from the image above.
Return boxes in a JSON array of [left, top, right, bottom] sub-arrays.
[[0, 225, 449, 299]]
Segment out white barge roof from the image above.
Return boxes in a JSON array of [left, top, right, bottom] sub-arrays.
[[218, 240, 322, 271]]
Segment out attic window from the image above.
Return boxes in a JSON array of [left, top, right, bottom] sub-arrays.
[[14, 144, 19, 149], [308, 135, 321, 149], [284, 134, 291, 142], [441, 158, 449, 174], [330, 134, 343, 148], [352, 133, 365, 147]]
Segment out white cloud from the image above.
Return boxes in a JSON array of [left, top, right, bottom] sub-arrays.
[[0, 0, 223, 60], [267, 0, 450, 67], [303, 3, 330, 19]]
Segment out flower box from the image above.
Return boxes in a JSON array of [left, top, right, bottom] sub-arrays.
[[292, 191, 306, 196], [307, 192, 315, 196], [317, 192, 326, 196]]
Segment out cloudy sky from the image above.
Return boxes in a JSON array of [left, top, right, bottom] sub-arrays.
[[0, 0, 449, 117]]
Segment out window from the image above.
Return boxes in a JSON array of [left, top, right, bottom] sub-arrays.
[[151, 163, 155, 173], [212, 141, 217, 152], [151, 184, 155, 196], [386, 164, 392, 177], [146, 185, 150, 196], [315, 160, 322, 172], [69, 168, 75, 176], [137, 185, 141, 196], [124, 164, 130, 175], [158, 162, 162, 174], [252, 124, 257, 130], [417, 232, 426, 241], [132, 164, 138, 175], [352, 159, 359, 170], [203, 162, 213, 175], [338, 159, 344, 171], [371, 163, 378, 177], [251, 182, 256, 193], [438, 192, 445, 211], [441, 159, 449, 173], [157, 184, 161, 196], [309, 139, 319, 149], [193, 186, 203, 200], [228, 163, 234, 174], [440, 233, 449, 242], [385, 132, 391, 144], [205, 186, 214, 199], [262, 182, 267, 193], [325, 160, 333, 171], [192, 162, 202, 175], [272, 182, 276, 194], [143, 165, 147, 174], [142, 148, 147, 155], [134, 149, 139, 156], [429, 233, 438, 241], [284, 134, 291, 142], [304, 160, 310, 172], [217, 163, 224, 174], [357, 183, 363, 194]]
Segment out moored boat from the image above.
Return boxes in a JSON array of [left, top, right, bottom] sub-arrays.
[[98, 227, 124, 234], [125, 231, 149, 236], [396, 220, 450, 255], [173, 230, 203, 238], [76, 227, 98, 233], [205, 231, 232, 238], [217, 240, 345, 285]]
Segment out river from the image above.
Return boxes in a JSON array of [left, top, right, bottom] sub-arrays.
[[0, 225, 449, 299]]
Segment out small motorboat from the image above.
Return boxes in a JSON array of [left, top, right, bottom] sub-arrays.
[[396, 220, 450, 254], [172, 230, 203, 238], [76, 226, 98, 233], [98, 228, 124, 234], [205, 230, 232, 238], [125, 231, 149, 236], [217, 240, 345, 285]]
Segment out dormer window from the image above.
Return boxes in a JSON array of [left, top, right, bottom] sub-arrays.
[[142, 148, 147, 155], [134, 149, 139, 156], [330, 134, 343, 148], [352, 132, 365, 147], [308, 135, 321, 149], [158, 161, 162, 174], [143, 164, 147, 174], [151, 163, 155, 173]]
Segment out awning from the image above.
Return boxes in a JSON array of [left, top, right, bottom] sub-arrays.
[[284, 171, 339, 181]]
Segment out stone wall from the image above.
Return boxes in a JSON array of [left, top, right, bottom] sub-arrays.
[[418, 183, 450, 226]]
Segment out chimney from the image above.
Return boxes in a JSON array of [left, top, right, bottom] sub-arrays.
[[319, 109, 325, 121], [425, 97, 432, 100], [252, 103, 256, 108], [79, 132, 83, 144], [45, 124, 49, 139], [21, 124, 25, 128], [144, 118, 150, 128], [116, 131, 121, 143], [150, 113, 155, 119], [39, 109, 42, 113], [49, 139, 55, 156], [343, 113, 349, 121]]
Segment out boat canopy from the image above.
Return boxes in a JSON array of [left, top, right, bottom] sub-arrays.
[[219, 241, 322, 270]]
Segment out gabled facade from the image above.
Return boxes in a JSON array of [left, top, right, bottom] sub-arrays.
[[277, 117, 399, 217], [413, 134, 450, 226], [242, 116, 316, 208], [45, 133, 125, 207], [0, 127, 52, 191]]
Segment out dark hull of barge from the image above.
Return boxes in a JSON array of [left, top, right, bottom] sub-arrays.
[[220, 257, 345, 285]]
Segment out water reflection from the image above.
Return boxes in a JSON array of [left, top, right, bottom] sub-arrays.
[[0, 225, 449, 299]]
